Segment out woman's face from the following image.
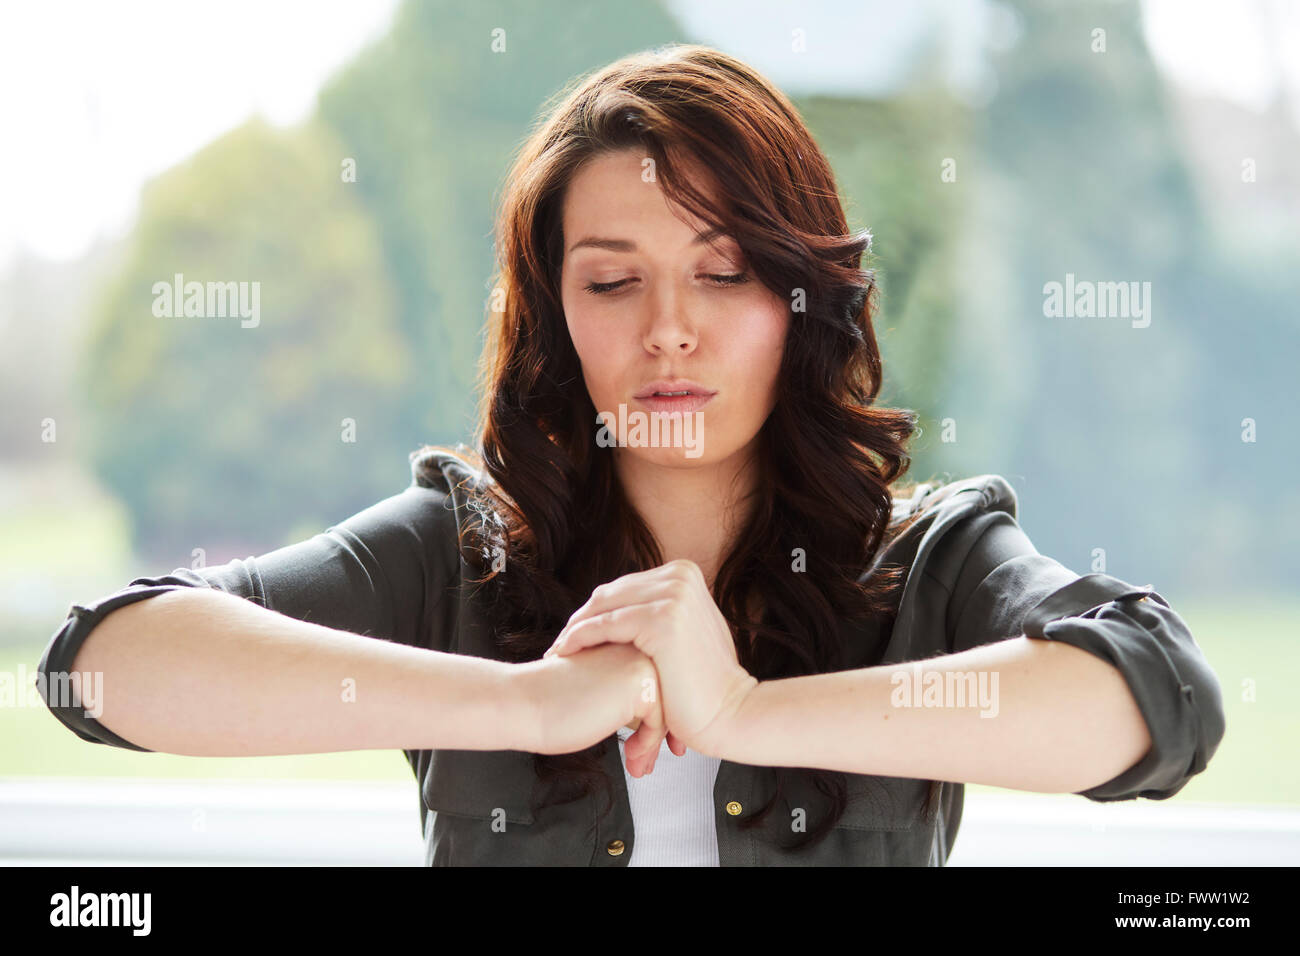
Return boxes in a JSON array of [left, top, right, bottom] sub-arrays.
[[559, 148, 789, 468]]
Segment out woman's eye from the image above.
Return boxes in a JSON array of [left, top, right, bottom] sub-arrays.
[[583, 278, 631, 295], [582, 272, 751, 296], [706, 271, 750, 287]]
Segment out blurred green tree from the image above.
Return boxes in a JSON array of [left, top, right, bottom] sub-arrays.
[[79, 117, 409, 560]]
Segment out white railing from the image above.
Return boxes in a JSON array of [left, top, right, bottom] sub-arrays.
[[2, 777, 1297, 866]]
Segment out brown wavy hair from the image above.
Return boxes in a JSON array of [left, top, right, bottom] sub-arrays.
[[412, 43, 932, 851]]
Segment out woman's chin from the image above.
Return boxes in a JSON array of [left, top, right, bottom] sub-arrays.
[[617, 443, 712, 468]]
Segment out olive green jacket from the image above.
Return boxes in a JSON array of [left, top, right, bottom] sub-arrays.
[[37, 450, 1226, 865]]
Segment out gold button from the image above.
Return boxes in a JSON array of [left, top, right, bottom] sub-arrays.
[[606, 839, 625, 856], [725, 800, 743, 816]]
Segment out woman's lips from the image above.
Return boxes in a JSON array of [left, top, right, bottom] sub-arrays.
[[634, 392, 716, 413]]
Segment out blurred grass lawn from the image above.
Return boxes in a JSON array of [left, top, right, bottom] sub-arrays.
[[1, 595, 1295, 803]]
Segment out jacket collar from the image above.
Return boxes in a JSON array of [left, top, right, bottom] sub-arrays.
[[892, 474, 1019, 526]]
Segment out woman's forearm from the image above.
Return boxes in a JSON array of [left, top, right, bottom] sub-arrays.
[[720, 637, 1152, 793], [66, 588, 527, 756]]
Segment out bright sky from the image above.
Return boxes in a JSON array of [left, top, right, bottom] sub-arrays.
[[0, 0, 401, 268], [1143, 0, 1300, 118], [0, 0, 1295, 274]]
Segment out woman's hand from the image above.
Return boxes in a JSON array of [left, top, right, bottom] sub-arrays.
[[514, 642, 669, 777], [543, 559, 758, 759]]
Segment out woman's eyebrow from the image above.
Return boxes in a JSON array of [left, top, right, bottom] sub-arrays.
[[567, 226, 731, 254]]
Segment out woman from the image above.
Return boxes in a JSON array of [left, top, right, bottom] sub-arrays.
[[38, 43, 1225, 866]]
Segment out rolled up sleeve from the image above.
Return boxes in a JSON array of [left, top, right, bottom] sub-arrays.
[[37, 579, 209, 751], [1020, 575, 1226, 801], [947, 510, 1227, 802], [36, 479, 463, 753]]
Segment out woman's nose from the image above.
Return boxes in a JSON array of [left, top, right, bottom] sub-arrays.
[[642, 292, 698, 355]]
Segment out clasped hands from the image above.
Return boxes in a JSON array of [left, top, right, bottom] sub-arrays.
[[527, 559, 759, 777]]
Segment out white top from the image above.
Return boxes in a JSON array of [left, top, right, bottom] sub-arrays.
[[615, 724, 722, 866]]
